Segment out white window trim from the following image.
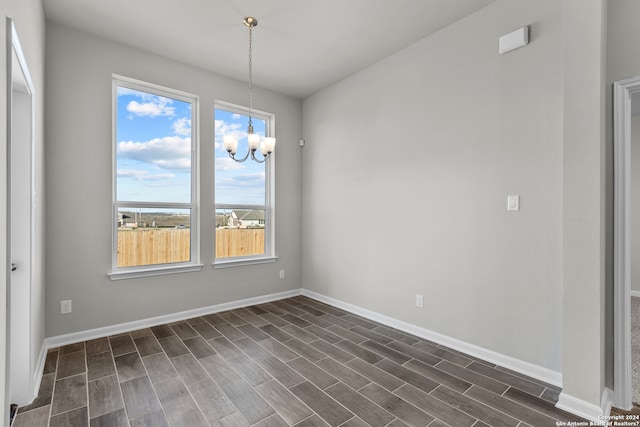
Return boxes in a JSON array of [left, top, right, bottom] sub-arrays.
[[110, 75, 201, 280], [213, 101, 276, 267], [213, 256, 278, 269]]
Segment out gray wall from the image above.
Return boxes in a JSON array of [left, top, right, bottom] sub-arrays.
[[561, 0, 608, 407], [631, 116, 640, 293], [302, 0, 564, 371], [44, 23, 303, 337]]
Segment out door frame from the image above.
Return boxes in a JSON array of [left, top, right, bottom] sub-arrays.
[[613, 75, 640, 410], [5, 16, 36, 414]]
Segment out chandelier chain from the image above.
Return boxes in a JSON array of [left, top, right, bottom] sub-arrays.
[[248, 23, 253, 129]]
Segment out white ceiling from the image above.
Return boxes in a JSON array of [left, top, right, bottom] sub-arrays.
[[43, 0, 496, 99]]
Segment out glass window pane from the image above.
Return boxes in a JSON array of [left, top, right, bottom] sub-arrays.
[[214, 109, 266, 205], [117, 86, 192, 203], [117, 207, 191, 267], [215, 208, 265, 259]]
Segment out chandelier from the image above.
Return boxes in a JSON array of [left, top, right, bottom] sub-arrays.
[[223, 17, 275, 163]]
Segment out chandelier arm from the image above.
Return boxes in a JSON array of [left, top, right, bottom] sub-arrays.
[[250, 152, 268, 164], [229, 148, 251, 163]]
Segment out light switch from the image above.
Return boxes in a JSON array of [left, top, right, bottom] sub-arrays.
[[507, 195, 520, 211]]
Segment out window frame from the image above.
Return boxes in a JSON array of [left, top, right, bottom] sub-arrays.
[[213, 100, 276, 268], [109, 75, 202, 280]]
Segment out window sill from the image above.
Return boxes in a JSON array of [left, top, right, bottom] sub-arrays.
[[213, 256, 278, 269], [108, 264, 204, 281]]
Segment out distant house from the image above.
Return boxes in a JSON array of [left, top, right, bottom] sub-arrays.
[[227, 210, 265, 228], [117, 213, 134, 228]]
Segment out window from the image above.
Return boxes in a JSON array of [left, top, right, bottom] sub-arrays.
[[214, 103, 275, 266], [110, 76, 201, 279]]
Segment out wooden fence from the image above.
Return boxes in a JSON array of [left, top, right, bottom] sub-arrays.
[[117, 228, 264, 267], [214, 228, 265, 259]]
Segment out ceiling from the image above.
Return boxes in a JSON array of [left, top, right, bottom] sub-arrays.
[[43, 0, 496, 99]]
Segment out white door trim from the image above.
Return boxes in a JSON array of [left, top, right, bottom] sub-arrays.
[[5, 17, 36, 415], [613, 75, 640, 410]]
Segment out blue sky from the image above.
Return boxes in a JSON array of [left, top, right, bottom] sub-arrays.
[[116, 87, 192, 204], [116, 87, 266, 206]]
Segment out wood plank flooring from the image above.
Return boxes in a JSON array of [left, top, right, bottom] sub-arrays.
[[14, 296, 585, 427]]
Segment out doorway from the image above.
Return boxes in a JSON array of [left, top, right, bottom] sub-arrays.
[[613, 76, 640, 410], [6, 17, 36, 411]]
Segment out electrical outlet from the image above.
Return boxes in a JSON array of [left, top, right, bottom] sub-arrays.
[[416, 294, 424, 308], [507, 195, 520, 211], [279, 269, 285, 279], [60, 300, 72, 314]]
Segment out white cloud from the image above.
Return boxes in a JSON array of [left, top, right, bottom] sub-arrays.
[[215, 119, 246, 152], [215, 172, 266, 204], [172, 117, 191, 136], [118, 87, 184, 119], [117, 169, 176, 181], [126, 97, 175, 117], [215, 157, 245, 171], [153, 158, 192, 170], [232, 114, 241, 119], [118, 136, 191, 171]]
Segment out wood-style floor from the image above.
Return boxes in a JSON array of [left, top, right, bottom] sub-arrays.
[[13, 296, 585, 427], [611, 404, 640, 420]]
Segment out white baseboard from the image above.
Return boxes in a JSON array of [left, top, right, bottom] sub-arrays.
[[44, 288, 301, 350], [556, 387, 612, 424], [31, 342, 48, 401], [301, 289, 562, 387], [601, 387, 613, 423], [631, 290, 640, 298]]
